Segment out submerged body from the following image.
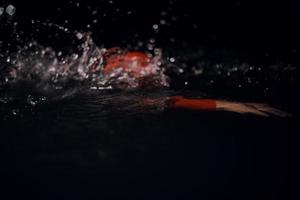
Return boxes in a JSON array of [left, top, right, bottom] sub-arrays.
[[101, 48, 290, 117], [0, 45, 290, 118]]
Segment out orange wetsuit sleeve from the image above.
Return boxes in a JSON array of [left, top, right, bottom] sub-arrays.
[[167, 96, 217, 111]]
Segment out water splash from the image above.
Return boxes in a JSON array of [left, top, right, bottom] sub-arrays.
[[1, 32, 168, 95]]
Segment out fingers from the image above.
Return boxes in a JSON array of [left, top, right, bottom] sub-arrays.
[[246, 103, 292, 117], [228, 102, 269, 117], [216, 100, 290, 117]]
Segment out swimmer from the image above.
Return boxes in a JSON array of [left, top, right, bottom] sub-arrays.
[[98, 47, 290, 117]]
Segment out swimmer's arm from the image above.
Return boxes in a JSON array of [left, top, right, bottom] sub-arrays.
[[215, 100, 290, 117], [167, 96, 291, 117]]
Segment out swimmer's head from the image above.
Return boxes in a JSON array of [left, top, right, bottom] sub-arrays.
[[102, 48, 156, 78], [101, 47, 169, 89]]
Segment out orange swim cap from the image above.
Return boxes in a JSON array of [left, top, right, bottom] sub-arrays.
[[103, 48, 151, 77]]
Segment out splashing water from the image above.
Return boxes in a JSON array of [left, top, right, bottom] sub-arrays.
[[0, 13, 297, 119], [0, 23, 171, 119], [1, 33, 168, 94]]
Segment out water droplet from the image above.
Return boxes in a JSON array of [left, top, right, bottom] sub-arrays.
[[12, 109, 19, 116], [161, 11, 167, 16], [137, 41, 143, 47], [147, 44, 154, 51], [247, 77, 252, 83], [27, 95, 37, 106], [160, 20, 166, 25], [90, 86, 97, 90], [178, 68, 184, 73], [0, 7, 4, 16], [152, 24, 159, 31], [169, 38, 175, 43], [149, 38, 156, 43], [169, 57, 175, 63], [232, 67, 238, 71], [6, 5, 16, 16], [154, 48, 161, 56], [76, 32, 83, 39]]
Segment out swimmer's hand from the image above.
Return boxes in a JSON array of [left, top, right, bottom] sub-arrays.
[[216, 100, 291, 117], [166, 96, 291, 117]]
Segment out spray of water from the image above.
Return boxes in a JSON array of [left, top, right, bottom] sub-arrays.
[[1, 32, 168, 93]]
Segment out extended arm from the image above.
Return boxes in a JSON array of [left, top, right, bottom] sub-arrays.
[[167, 96, 290, 117]]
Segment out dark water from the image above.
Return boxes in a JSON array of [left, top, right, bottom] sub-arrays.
[[0, 89, 296, 199], [0, 0, 298, 199]]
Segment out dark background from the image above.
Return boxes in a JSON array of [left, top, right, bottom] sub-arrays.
[[1, 0, 299, 64], [0, 1, 298, 199], [2, 0, 298, 107]]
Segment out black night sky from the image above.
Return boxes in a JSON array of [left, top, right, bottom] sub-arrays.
[[1, 0, 299, 64]]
